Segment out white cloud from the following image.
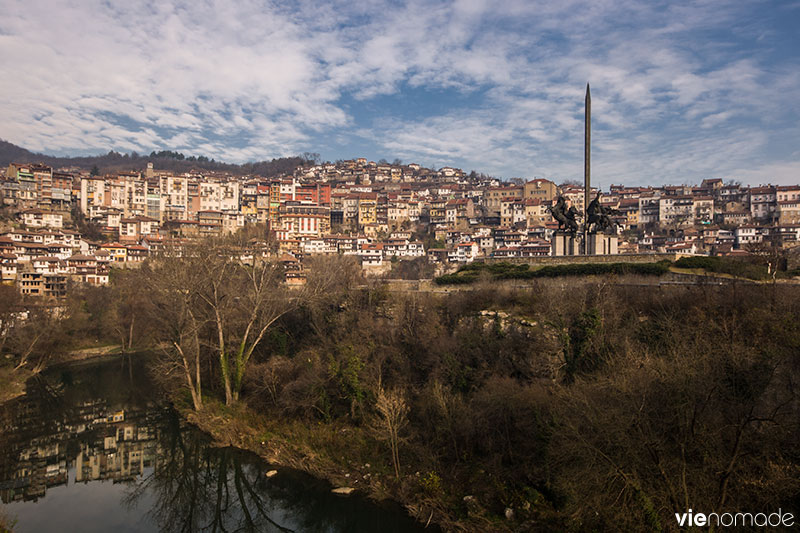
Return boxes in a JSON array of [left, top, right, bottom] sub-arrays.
[[0, 0, 797, 185]]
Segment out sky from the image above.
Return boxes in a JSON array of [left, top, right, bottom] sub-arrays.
[[1, 0, 798, 186]]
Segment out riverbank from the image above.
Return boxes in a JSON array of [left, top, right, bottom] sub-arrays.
[[0, 508, 15, 533], [2, 355, 429, 533], [0, 351, 510, 531], [181, 399, 503, 532], [0, 344, 123, 405], [0, 365, 31, 405], [1, 349, 479, 531]]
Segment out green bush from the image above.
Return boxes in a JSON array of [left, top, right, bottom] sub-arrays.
[[434, 261, 670, 284], [530, 262, 669, 278], [674, 256, 720, 270], [784, 268, 800, 278], [434, 273, 480, 285], [674, 256, 768, 280]]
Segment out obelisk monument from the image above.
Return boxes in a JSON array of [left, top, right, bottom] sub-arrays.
[[584, 83, 591, 253]]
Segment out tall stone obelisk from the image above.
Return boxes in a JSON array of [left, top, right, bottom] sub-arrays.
[[583, 83, 591, 254]]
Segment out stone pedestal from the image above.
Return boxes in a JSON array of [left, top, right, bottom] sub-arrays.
[[552, 232, 580, 256], [585, 233, 618, 255]]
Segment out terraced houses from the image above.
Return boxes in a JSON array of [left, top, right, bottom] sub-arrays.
[[1, 159, 799, 296]]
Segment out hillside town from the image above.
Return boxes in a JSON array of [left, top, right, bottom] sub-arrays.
[[1, 158, 799, 297]]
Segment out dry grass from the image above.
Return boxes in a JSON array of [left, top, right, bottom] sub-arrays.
[[0, 507, 16, 532], [179, 397, 458, 530], [0, 364, 31, 404]]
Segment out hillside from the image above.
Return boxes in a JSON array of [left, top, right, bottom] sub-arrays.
[[0, 139, 310, 177]]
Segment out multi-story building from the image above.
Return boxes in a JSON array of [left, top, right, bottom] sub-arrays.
[[500, 198, 526, 228], [80, 176, 106, 214], [484, 186, 522, 217], [19, 271, 67, 297], [160, 176, 189, 217], [276, 202, 331, 246], [447, 242, 479, 263], [1, 253, 18, 282], [523, 179, 557, 203], [693, 197, 714, 225], [524, 198, 551, 228], [198, 181, 240, 213], [778, 200, 800, 225], [357, 194, 377, 227], [750, 186, 777, 222], [445, 198, 475, 228], [659, 195, 695, 227], [18, 209, 64, 229], [119, 216, 159, 242], [638, 193, 660, 226]]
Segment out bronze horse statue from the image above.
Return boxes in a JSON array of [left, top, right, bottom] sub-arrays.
[[586, 192, 620, 233], [548, 196, 579, 234]]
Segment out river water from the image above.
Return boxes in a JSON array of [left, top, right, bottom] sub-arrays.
[[0, 357, 428, 532]]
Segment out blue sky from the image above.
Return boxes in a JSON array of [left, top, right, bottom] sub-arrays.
[[1, 0, 798, 186]]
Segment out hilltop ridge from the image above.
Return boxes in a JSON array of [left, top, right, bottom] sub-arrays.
[[0, 139, 310, 177]]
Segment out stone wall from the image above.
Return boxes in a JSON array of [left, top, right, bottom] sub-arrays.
[[376, 269, 762, 294], [479, 252, 688, 266]]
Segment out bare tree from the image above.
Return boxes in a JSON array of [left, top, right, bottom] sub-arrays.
[[143, 242, 360, 408], [746, 233, 786, 281], [143, 257, 207, 411], [206, 251, 361, 405], [8, 305, 62, 374], [108, 269, 147, 353], [194, 250, 297, 405], [371, 387, 409, 479], [0, 284, 22, 356]]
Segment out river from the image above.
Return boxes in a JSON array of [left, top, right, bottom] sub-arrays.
[[0, 357, 429, 532]]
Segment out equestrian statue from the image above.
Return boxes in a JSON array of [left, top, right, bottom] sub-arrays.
[[585, 192, 620, 234], [548, 196, 580, 234]]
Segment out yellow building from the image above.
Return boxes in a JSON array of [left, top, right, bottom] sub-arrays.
[[523, 179, 557, 203], [101, 243, 128, 263], [357, 195, 377, 227]]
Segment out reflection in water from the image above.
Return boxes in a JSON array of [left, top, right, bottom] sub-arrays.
[[0, 358, 426, 533]]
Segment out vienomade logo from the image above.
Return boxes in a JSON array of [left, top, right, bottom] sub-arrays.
[[675, 509, 794, 528]]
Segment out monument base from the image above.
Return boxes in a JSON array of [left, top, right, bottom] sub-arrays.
[[585, 233, 618, 255], [552, 232, 580, 256]]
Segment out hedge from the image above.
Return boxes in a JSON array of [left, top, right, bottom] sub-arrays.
[[434, 261, 670, 285], [674, 256, 768, 280]]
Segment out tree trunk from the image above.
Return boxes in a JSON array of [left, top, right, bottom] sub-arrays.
[[220, 352, 233, 405], [175, 342, 202, 411], [128, 316, 135, 351], [195, 351, 202, 408]]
